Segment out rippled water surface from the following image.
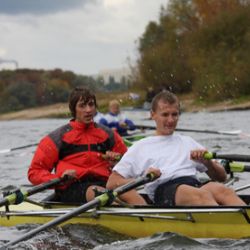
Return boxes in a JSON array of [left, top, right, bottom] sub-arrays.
[[0, 109, 250, 249]]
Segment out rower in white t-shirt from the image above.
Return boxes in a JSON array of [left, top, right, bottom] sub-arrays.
[[106, 91, 246, 207]]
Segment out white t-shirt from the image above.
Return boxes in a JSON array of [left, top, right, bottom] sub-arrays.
[[113, 133, 207, 200]]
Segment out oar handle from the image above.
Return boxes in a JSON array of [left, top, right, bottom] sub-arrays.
[[101, 154, 122, 161], [203, 152, 215, 160]]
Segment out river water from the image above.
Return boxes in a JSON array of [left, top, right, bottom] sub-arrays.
[[0, 109, 250, 249]]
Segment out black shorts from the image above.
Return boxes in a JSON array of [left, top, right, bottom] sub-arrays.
[[55, 176, 106, 203], [154, 176, 202, 207]]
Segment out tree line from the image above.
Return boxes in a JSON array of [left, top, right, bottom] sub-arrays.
[[0, 69, 129, 113], [134, 0, 250, 102], [1, 0, 249, 114]]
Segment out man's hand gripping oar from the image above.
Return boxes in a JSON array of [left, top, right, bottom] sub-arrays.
[[0, 173, 158, 249]]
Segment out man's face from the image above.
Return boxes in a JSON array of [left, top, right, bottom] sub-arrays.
[[75, 98, 96, 124], [151, 100, 179, 136], [110, 104, 120, 115]]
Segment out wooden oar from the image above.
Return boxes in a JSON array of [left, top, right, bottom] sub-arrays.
[[0, 177, 68, 208], [135, 124, 242, 136], [204, 152, 250, 163], [0, 173, 157, 249], [0, 143, 38, 154]]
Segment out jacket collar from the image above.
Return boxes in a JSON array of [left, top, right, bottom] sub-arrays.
[[70, 119, 95, 130]]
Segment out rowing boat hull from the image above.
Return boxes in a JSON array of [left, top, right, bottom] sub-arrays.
[[1, 202, 250, 239]]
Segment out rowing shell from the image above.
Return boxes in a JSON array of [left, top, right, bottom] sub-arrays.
[[1, 199, 250, 239]]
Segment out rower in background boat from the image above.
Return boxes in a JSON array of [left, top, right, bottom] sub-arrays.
[[28, 87, 127, 204], [107, 91, 246, 206], [93, 110, 107, 124], [103, 99, 136, 136]]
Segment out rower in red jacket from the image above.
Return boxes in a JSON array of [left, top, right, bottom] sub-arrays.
[[28, 87, 127, 203]]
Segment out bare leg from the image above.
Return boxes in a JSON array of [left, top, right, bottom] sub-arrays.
[[201, 182, 246, 205], [106, 171, 147, 205], [175, 184, 219, 206], [86, 185, 106, 202]]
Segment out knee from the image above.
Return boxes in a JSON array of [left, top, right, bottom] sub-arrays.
[[191, 190, 215, 205], [216, 185, 237, 198], [176, 188, 215, 206]]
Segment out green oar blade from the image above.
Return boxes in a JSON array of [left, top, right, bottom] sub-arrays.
[[0, 174, 156, 249]]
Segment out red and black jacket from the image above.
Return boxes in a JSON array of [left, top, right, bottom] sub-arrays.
[[28, 120, 127, 186]]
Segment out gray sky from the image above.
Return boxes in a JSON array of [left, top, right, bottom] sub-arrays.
[[0, 0, 168, 75]]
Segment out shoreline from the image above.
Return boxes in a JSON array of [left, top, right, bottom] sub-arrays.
[[0, 99, 250, 121], [180, 98, 250, 113]]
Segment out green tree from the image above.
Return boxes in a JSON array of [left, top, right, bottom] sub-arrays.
[[134, 0, 250, 102], [4, 81, 36, 110], [136, 1, 195, 93], [189, 3, 250, 100]]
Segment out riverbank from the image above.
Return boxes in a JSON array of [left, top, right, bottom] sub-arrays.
[[179, 95, 250, 113], [0, 94, 250, 120]]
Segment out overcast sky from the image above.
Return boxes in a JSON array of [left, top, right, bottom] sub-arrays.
[[0, 0, 168, 75]]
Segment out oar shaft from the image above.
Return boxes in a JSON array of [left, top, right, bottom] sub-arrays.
[[204, 152, 250, 172], [1, 199, 100, 249], [0, 143, 38, 154], [0, 177, 66, 208], [235, 183, 250, 192], [135, 125, 240, 136], [11, 143, 38, 151], [204, 152, 250, 162], [175, 128, 234, 135], [115, 174, 154, 194]]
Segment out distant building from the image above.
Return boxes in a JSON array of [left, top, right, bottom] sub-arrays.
[[0, 58, 18, 70], [97, 67, 131, 85]]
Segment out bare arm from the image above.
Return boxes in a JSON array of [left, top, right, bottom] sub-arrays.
[[191, 150, 227, 182], [106, 171, 147, 205], [204, 160, 227, 182]]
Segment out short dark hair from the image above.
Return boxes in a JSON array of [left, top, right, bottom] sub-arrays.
[[68, 87, 97, 118], [151, 90, 180, 112]]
